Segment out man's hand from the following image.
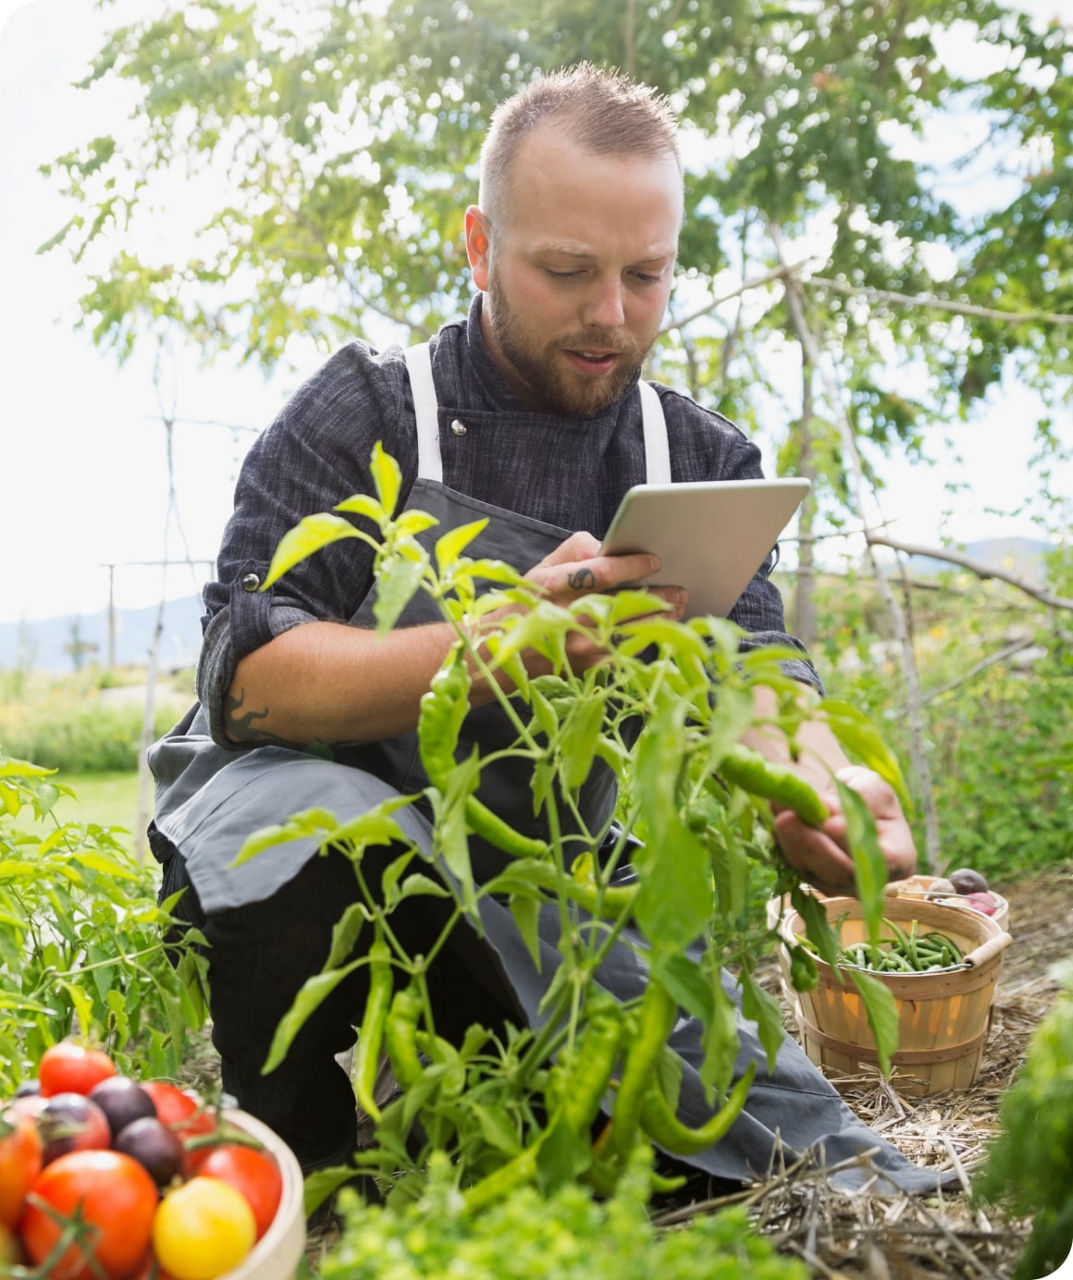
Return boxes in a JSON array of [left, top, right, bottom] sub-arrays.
[[771, 764, 916, 896], [503, 531, 686, 675]]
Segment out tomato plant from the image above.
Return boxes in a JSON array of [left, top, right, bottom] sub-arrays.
[[152, 1175, 257, 1280], [196, 1144, 282, 1239], [38, 1042, 117, 1098], [20, 1148, 158, 1280], [0, 1104, 42, 1228]]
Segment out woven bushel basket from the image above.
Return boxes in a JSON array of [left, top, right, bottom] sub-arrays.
[[780, 895, 1013, 1097]]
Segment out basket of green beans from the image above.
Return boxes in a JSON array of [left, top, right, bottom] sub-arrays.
[[778, 894, 1012, 1096]]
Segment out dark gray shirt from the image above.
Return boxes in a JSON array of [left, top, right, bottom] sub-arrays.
[[196, 296, 819, 743]]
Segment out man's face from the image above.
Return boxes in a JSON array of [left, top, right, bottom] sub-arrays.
[[468, 128, 682, 417]]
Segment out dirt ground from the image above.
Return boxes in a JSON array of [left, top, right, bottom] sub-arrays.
[[659, 865, 1073, 1279]]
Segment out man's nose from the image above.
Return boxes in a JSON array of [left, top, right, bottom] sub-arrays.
[[582, 278, 625, 329]]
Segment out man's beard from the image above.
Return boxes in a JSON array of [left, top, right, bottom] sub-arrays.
[[486, 272, 648, 417]]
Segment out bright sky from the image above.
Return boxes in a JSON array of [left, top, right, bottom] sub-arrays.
[[1, 0, 1069, 628]]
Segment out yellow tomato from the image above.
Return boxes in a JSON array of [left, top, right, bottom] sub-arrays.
[[152, 1175, 257, 1280]]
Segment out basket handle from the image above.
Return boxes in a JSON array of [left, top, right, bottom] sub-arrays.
[[963, 929, 1013, 968]]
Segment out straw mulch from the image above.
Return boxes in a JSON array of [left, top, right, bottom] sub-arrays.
[[655, 867, 1073, 1279]]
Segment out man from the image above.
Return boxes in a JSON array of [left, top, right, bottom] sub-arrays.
[[149, 63, 925, 1192]]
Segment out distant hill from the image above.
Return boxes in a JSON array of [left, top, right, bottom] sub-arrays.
[[904, 537, 1051, 585], [1, 596, 204, 673]]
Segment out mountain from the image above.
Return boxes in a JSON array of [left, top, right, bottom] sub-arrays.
[[903, 537, 1052, 586], [1, 596, 205, 674]]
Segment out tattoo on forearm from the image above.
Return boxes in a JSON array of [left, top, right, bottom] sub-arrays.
[[567, 568, 596, 591], [225, 688, 293, 746]]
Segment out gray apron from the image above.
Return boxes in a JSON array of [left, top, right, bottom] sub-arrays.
[[149, 346, 948, 1194]]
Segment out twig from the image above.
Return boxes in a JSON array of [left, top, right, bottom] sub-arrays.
[[888, 637, 1039, 718], [809, 274, 1073, 327], [866, 534, 1073, 612]]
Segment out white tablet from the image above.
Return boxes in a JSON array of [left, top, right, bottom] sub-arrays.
[[599, 478, 810, 619]]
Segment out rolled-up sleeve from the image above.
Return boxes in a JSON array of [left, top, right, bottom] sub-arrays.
[[195, 345, 415, 747]]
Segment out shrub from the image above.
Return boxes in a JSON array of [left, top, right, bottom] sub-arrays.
[[321, 1149, 805, 1280], [0, 754, 208, 1091]]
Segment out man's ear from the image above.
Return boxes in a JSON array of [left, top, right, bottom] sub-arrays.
[[465, 205, 491, 291]]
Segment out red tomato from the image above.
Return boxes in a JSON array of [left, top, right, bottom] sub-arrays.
[[0, 1106, 42, 1229], [20, 1149, 158, 1280], [38, 1042, 117, 1098], [196, 1144, 282, 1239], [141, 1082, 218, 1173]]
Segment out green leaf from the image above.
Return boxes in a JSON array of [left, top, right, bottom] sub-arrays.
[[847, 969, 899, 1077], [836, 779, 887, 947], [435, 519, 489, 572], [262, 961, 364, 1075], [370, 440, 402, 513], [821, 699, 912, 808], [334, 493, 385, 522], [262, 513, 366, 589], [739, 969, 786, 1073], [558, 690, 605, 792], [373, 551, 427, 632], [509, 893, 542, 971]]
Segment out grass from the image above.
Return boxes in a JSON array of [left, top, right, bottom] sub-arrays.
[[43, 770, 143, 845]]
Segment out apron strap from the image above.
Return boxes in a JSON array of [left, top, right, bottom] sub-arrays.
[[404, 340, 670, 486], [639, 380, 671, 484], [403, 341, 443, 483]]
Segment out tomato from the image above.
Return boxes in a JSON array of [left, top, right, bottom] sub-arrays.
[[195, 1144, 282, 1239], [0, 1105, 42, 1229], [141, 1081, 218, 1174], [38, 1042, 117, 1098], [20, 1148, 158, 1280], [152, 1176, 257, 1280], [38, 1093, 112, 1163]]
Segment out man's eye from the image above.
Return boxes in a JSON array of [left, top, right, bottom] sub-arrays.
[[546, 269, 582, 279]]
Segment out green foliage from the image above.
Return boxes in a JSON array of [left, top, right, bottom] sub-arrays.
[[974, 961, 1073, 1280], [242, 450, 902, 1211], [815, 569, 1073, 882], [0, 755, 209, 1092], [39, 0, 1073, 523], [0, 672, 187, 774], [320, 1148, 806, 1280]]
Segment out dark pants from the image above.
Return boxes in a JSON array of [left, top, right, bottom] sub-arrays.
[[160, 840, 523, 1173]]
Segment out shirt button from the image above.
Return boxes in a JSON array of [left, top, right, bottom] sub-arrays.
[[241, 572, 261, 592], [450, 418, 467, 436]]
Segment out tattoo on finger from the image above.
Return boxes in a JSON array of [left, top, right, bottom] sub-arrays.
[[567, 568, 596, 591]]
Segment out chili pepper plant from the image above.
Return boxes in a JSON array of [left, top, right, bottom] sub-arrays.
[[235, 444, 906, 1212]]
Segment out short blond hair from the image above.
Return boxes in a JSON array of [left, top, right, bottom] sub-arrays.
[[478, 62, 682, 230]]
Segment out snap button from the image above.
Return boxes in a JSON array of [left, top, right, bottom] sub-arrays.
[[449, 418, 467, 437], [240, 572, 261, 592]]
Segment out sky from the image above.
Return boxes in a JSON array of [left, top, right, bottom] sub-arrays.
[[1, 0, 1070, 631]]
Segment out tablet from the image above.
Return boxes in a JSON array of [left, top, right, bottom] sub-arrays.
[[599, 477, 810, 619]]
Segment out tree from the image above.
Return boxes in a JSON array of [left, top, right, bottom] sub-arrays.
[[41, 0, 1073, 855]]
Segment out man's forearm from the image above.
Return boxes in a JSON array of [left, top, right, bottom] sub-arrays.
[[224, 619, 488, 747]]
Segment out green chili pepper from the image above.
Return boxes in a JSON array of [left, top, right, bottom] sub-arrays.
[[606, 979, 679, 1160], [419, 644, 551, 860], [353, 938, 392, 1124], [639, 1060, 757, 1156], [384, 985, 426, 1091], [788, 943, 819, 993], [549, 994, 624, 1138], [718, 743, 830, 827], [463, 1136, 543, 1213]]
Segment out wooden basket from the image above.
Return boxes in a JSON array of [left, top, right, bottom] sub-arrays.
[[222, 1109, 306, 1280], [780, 896, 1012, 1097]]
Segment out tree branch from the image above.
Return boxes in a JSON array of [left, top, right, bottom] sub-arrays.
[[866, 534, 1073, 611], [809, 275, 1073, 327]]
